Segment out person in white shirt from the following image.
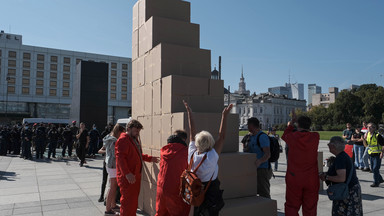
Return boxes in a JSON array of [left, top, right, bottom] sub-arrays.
[[183, 100, 232, 216]]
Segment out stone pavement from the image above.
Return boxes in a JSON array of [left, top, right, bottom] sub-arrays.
[[1, 140, 384, 216]]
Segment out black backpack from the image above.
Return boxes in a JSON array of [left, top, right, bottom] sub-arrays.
[[256, 132, 280, 163]]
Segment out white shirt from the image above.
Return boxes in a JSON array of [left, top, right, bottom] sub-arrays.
[[188, 141, 219, 182]]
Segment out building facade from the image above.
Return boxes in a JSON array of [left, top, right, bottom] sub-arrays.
[[0, 31, 131, 124], [311, 87, 339, 108], [268, 83, 304, 100], [308, 83, 322, 105]]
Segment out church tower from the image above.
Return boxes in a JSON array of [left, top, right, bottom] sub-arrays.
[[235, 66, 250, 96]]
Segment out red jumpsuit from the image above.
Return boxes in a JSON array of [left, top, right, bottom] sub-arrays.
[[115, 133, 153, 216], [282, 125, 320, 216], [155, 142, 190, 216]]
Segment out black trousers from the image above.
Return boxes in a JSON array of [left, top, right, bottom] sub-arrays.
[[194, 178, 225, 216], [77, 143, 86, 163], [62, 141, 73, 157], [100, 161, 108, 198]]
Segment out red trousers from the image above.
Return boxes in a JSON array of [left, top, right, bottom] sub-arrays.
[[120, 177, 141, 216], [285, 172, 319, 216], [155, 188, 190, 216]]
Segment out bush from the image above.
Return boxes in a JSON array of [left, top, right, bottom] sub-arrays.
[[322, 124, 345, 131]]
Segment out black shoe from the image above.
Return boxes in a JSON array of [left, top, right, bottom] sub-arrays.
[[380, 179, 384, 184], [370, 183, 380, 187], [98, 197, 104, 202], [362, 168, 370, 172], [79, 162, 83, 167]]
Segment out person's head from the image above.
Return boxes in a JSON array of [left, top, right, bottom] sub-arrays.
[[363, 121, 367, 127], [126, 119, 143, 139], [270, 127, 277, 135], [111, 124, 125, 139], [328, 136, 345, 154], [80, 122, 85, 129], [355, 127, 361, 133], [367, 123, 376, 133], [195, 131, 215, 153], [174, 130, 188, 142], [346, 123, 351, 129], [92, 124, 96, 130], [247, 117, 260, 133], [72, 120, 76, 126], [297, 116, 311, 130]]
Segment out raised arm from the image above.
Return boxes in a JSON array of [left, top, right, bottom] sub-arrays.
[[214, 104, 233, 155], [183, 100, 196, 142]]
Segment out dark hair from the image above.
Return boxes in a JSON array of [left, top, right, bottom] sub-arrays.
[[174, 130, 188, 140], [112, 124, 125, 138], [247, 117, 260, 128], [127, 119, 143, 130], [297, 116, 311, 130]]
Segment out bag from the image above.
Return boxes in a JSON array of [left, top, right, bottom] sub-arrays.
[[326, 159, 353, 200], [256, 132, 280, 163], [180, 152, 213, 206], [241, 134, 252, 152]]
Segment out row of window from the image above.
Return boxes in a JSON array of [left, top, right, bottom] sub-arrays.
[[7, 86, 70, 97], [7, 68, 71, 80]]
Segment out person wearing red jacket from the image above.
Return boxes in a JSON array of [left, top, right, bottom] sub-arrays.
[[155, 130, 191, 216], [115, 120, 159, 216], [282, 111, 320, 216]]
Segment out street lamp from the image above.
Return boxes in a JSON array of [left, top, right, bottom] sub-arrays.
[[5, 76, 10, 120]]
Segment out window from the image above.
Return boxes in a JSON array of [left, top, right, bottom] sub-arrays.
[[111, 70, 117, 76], [50, 81, 57, 87], [36, 88, 43, 95], [22, 87, 29, 94], [121, 93, 127, 100], [22, 70, 30, 77], [111, 62, 117, 69], [23, 61, 30, 68], [62, 90, 70, 97], [36, 80, 44, 86], [50, 64, 57, 71], [37, 71, 44, 78], [111, 78, 116, 84], [76, 58, 82, 64], [50, 56, 58, 62], [23, 52, 31, 60], [8, 60, 16, 67], [0, 49, 2, 57], [8, 68, 16, 76], [37, 54, 45, 61], [260, 107, 263, 113], [7, 77, 16, 84], [37, 63, 44, 70], [122, 86, 127, 92], [8, 86, 15, 94], [110, 85, 116, 91], [122, 71, 128, 77], [63, 73, 70, 80], [8, 51, 16, 58], [63, 82, 70, 88], [49, 89, 57, 96], [122, 79, 127, 85], [110, 93, 116, 99], [63, 57, 71, 64], [63, 65, 70, 72], [50, 72, 57, 79], [22, 79, 30, 85]]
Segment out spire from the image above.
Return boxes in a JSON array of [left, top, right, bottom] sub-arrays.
[[241, 65, 244, 79]]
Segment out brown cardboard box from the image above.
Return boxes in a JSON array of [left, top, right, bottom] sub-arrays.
[[138, 0, 191, 28], [162, 75, 209, 97], [161, 114, 173, 145], [152, 79, 162, 115], [144, 83, 153, 116], [162, 95, 223, 114], [140, 115, 152, 149], [152, 115, 162, 150], [132, 30, 139, 60], [132, 55, 145, 89], [150, 43, 211, 81], [132, 0, 139, 32], [218, 153, 258, 199], [132, 86, 145, 118], [209, 79, 224, 97], [139, 17, 200, 56], [220, 196, 277, 216], [144, 51, 153, 85], [142, 148, 152, 183]]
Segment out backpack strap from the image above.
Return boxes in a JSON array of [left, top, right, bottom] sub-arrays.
[[189, 150, 208, 173]]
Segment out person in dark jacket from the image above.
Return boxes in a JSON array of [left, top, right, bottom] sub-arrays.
[[62, 125, 74, 157], [21, 124, 33, 160], [88, 124, 100, 157], [34, 123, 47, 159], [76, 122, 89, 167], [156, 130, 190, 216], [47, 125, 60, 159]]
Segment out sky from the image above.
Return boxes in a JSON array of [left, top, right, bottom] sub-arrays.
[[1, 0, 384, 101]]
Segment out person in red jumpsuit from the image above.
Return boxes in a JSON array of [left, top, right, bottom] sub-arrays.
[[155, 130, 191, 216], [282, 111, 320, 216], [115, 120, 159, 216]]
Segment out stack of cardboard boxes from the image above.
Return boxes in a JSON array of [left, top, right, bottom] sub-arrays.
[[132, 0, 277, 215]]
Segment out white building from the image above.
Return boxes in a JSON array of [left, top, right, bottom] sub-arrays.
[[0, 31, 131, 124], [308, 84, 322, 105], [268, 83, 304, 100]]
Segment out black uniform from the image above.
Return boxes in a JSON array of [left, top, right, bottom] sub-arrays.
[[21, 127, 33, 159], [62, 128, 74, 157], [35, 126, 47, 159], [47, 128, 59, 159], [11, 127, 22, 155], [0, 127, 10, 156]]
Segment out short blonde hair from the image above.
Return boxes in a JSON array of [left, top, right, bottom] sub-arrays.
[[195, 131, 215, 153]]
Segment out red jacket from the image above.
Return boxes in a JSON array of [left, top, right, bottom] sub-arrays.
[[157, 142, 188, 195], [282, 125, 320, 175], [115, 133, 153, 187]]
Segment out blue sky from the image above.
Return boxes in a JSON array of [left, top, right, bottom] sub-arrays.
[[1, 0, 384, 101]]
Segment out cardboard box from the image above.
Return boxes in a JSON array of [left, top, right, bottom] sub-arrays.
[[218, 153, 258, 199], [152, 115, 162, 150], [162, 95, 223, 114], [138, 0, 191, 28], [144, 52, 153, 85], [220, 196, 277, 216], [139, 16, 200, 56], [144, 83, 153, 116], [132, 55, 145, 89], [209, 79, 224, 97], [150, 43, 211, 81], [153, 79, 162, 115], [132, 29, 139, 60], [140, 116, 152, 149], [132, 86, 145, 118], [132, 1, 139, 32]]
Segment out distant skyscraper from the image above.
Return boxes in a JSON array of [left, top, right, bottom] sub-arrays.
[[308, 84, 322, 105], [234, 66, 250, 96], [268, 83, 304, 100], [290, 83, 304, 100]]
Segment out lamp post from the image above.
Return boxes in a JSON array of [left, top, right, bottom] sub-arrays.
[[5, 76, 10, 120]]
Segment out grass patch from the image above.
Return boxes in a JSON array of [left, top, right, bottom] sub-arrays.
[[239, 130, 342, 140]]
